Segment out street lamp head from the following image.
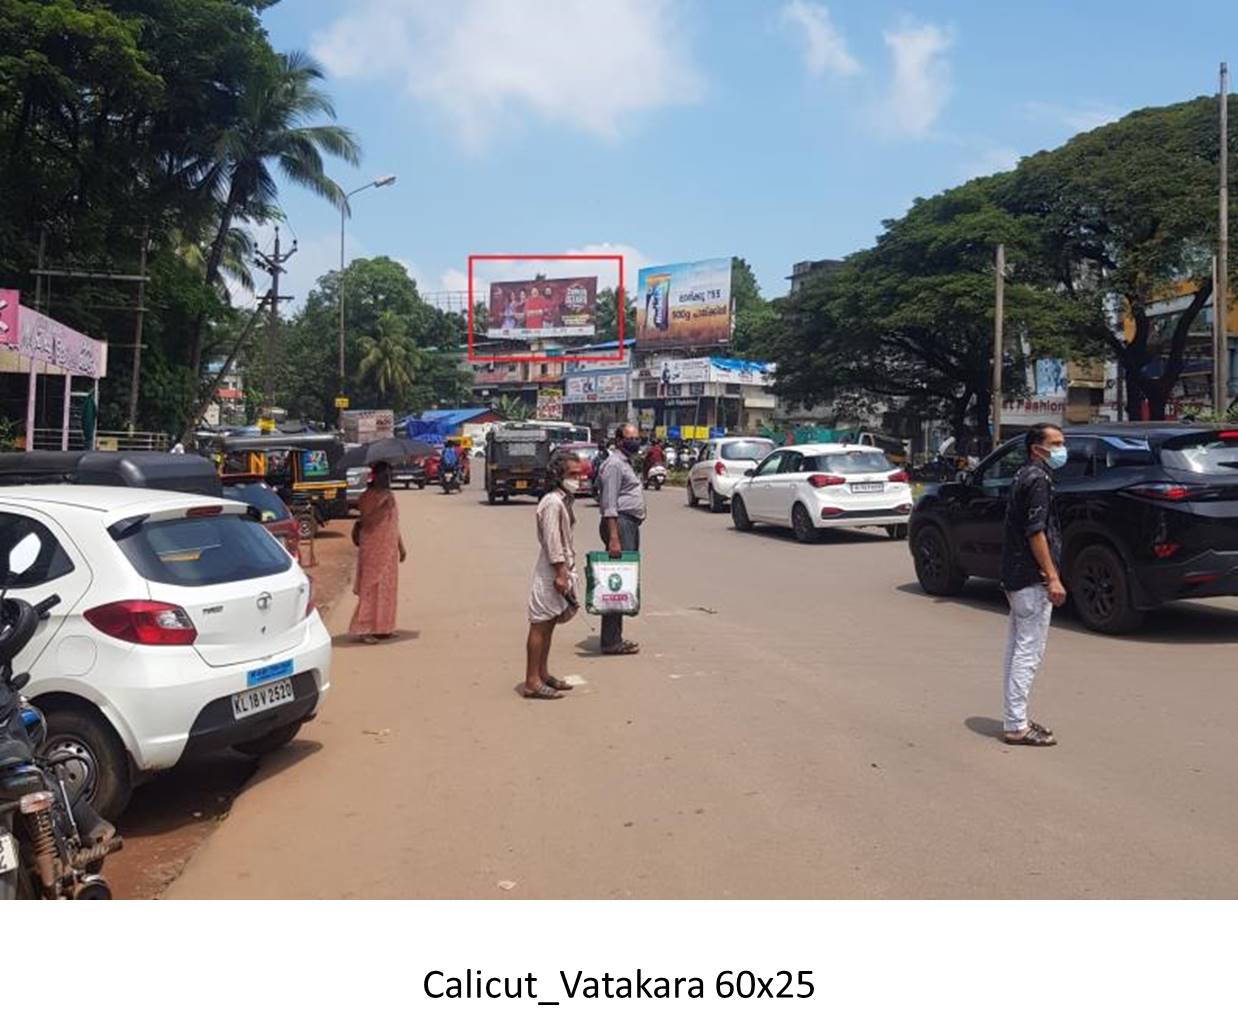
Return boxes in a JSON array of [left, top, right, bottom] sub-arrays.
[[374, 175, 397, 188]]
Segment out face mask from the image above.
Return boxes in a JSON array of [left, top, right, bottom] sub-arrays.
[[562, 478, 581, 494], [1044, 445, 1068, 470], [620, 438, 641, 456]]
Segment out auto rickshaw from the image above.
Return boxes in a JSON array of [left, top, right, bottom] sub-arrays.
[[208, 432, 348, 530]]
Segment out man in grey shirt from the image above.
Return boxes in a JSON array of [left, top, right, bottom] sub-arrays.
[[597, 423, 646, 655]]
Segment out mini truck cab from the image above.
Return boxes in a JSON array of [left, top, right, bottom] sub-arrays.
[[485, 424, 553, 503]]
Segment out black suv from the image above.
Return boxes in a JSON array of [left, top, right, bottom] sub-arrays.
[[909, 424, 1238, 633]]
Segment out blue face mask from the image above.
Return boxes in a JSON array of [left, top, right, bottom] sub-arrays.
[[1045, 445, 1068, 470]]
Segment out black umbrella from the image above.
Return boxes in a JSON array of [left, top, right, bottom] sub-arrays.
[[342, 437, 435, 469]]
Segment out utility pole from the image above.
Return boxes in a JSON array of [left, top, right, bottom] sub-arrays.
[[992, 243, 1005, 446], [126, 223, 150, 431], [1217, 62, 1231, 416], [254, 227, 297, 428]]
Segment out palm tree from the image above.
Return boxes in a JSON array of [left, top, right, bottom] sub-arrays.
[[494, 394, 532, 421], [357, 312, 417, 401], [190, 50, 361, 375]]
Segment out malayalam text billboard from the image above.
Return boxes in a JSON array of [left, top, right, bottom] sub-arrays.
[[636, 258, 732, 346], [487, 276, 597, 340]]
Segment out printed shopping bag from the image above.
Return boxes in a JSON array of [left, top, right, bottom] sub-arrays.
[[585, 551, 641, 616]]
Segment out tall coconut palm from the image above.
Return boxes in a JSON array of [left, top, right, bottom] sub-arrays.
[[357, 312, 417, 402], [190, 50, 361, 376]]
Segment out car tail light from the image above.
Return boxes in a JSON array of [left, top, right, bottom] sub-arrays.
[[895, 503, 913, 514], [820, 506, 844, 518], [715, 461, 727, 476], [808, 474, 846, 488], [1218, 430, 1238, 440], [85, 600, 197, 646], [888, 469, 910, 483], [1153, 543, 1180, 559], [1125, 482, 1215, 502], [186, 505, 223, 518]]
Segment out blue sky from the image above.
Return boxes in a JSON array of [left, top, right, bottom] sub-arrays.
[[259, 0, 1238, 309]]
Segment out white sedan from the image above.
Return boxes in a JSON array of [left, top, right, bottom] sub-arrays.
[[0, 485, 332, 819], [729, 443, 913, 543], [686, 436, 774, 511]]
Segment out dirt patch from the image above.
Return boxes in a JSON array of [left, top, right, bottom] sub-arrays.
[[105, 527, 356, 899]]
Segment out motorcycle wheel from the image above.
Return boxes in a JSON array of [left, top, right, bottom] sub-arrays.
[[42, 706, 132, 822]]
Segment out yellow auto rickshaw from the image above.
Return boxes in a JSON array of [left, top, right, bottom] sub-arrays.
[[210, 432, 348, 528]]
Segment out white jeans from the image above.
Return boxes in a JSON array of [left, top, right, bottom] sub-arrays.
[[1002, 584, 1053, 732]]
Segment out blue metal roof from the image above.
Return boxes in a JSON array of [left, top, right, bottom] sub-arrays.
[[414, 407, 492, 424]]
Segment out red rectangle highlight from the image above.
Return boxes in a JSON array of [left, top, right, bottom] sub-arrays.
[[467, 254, 625, 364]]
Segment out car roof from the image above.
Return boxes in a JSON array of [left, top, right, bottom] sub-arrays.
[[712, 436, 773, 444], [778, 443, 883, 455], [0, 484, 245, 518], [1060, 422, 1238, 441]]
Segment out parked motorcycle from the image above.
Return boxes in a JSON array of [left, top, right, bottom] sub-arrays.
[[440, 468, 461, 494], [0, 533, 122, 900], [643, 464, 668, 491]]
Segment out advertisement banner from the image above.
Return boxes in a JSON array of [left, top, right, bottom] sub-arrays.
[[564, 369, 629, 403], [636, 258, 732, 345], [488, 277, 597, 339], [4, 303, 107, 378], [536, 388, 564, 420]]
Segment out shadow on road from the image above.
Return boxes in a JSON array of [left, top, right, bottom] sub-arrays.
[[964, 716, 1005, 740], [331, 629, 421, 649], [733, 526, 898, 547], [896, 581, 1238, 645], [243, 738, 323, 794]]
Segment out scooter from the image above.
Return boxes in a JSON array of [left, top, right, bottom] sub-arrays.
[[0, 533, 122, 899], [440, 467, 461, 494], [643, 464, 668, 491]]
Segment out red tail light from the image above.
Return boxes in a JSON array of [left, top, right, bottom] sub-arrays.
[[820, 506, 844, 518], [715, 461, 727, 476], [808, 474, 846, 488], [1152, 543, 1180, 559], [1126, 482, 1214, 502], [85, 601, 197, 646], [1218, 430, 1238, 440], [888, 469, 910, 483]]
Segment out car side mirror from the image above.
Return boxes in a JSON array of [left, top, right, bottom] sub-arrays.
[[745, 469, 757, 477], [955, 469, 974, 487]]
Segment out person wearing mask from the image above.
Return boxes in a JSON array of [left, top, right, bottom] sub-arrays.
[[349, 461, 406, 644], [1000, 422, 1068, 746], [597, 424, 646, 655], [523, 452, 583, 699], [646, 439, 664, 467]]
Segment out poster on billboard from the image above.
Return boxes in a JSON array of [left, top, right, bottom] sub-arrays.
[[636, 258, 732, 346], [536, 388, 564, 420], [564, 370, 629, 403], [487, 277, 597, 339]]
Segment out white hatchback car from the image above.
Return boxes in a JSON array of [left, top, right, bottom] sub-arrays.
[[686, 437, 775, 511], [729, 443, 913, 542], [0, 485, 332, 819]]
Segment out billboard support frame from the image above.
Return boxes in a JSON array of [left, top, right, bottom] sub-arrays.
[[467, 254, 624, 364]]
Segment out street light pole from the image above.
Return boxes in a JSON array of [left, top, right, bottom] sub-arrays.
[[338, 175, 397, 397], [992, 242, 1005, 447], [1217, 63, 1230, 416]]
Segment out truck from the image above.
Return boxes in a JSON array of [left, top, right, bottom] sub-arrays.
[[484, 423, 553, 504]]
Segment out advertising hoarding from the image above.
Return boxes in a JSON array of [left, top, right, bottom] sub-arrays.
[[642, 356, 773, 394], [487, 276, 597, 339], [536, 388, 564, 420], [636, 258, 732, 346], [564, 369, 629, 403]]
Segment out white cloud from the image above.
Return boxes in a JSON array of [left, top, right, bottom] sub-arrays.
[[1026, 100, 1121, 134], [879, 21, 953, 139], [962, 145, 1020, 179], [311, 0, 704, 147], [780, 1, 860, 78]]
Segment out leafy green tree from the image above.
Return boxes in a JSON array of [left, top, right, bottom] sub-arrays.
[[357, 312, 416, 402], [1001, 95, 1237, 418], [494, 394, 531, 421], [594, 287, 635, 342]]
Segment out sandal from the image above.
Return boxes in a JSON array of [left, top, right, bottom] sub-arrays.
[[602, 640, 640, 656], [544, 675, 573, 692], [1004, 726, 1057, 746], [1030, 720, 1054, 737], [522, 684, 563, 700]]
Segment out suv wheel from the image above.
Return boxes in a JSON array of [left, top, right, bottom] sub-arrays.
[[42, 706, 132, 822], [791, 503, 819, 543], [913, 525, 966, 596], [1071, 543, 1144, 634], [708, 486, 725, 513]]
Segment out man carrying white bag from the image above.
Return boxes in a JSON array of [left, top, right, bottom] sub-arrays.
[[594, 424, 646, 655]]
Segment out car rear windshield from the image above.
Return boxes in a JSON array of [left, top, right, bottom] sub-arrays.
[[721, 440, 773, 461], [1160, 432, 1238, 475], [222, 482, 291, 523], [813, 451, 893, 474], [118, 514, 293, 587]]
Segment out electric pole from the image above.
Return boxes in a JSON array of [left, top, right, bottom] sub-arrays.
[[126, 223, 150, 432], [992, 243, 1006, 447], [1218, 62, 1230, 416], [254, 227, 297, 428]]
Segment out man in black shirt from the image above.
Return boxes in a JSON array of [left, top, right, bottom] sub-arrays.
[[999, 422, 1067, 746]]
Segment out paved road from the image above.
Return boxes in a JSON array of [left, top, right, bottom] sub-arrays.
[[169, 483, 1238, 898]]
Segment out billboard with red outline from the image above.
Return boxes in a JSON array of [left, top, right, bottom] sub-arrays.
[[467, 254, 624, 364]]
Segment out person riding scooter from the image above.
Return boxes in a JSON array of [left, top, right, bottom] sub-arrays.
[[439, 441, 460, 485]]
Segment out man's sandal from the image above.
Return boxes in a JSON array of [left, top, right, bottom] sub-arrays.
[[602, 640, 640, 656], [1004, 726, 1057, 746], [523, 684, 563, 700], [544, 675, 574, 692]]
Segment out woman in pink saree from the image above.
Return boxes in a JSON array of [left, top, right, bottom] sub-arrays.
[[350, 462, 406, 643]]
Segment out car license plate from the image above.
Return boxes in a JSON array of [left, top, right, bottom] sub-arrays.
[[0, 832, 18, 876], [851, 481, 884, 493], [232, 678, 295, 721], [515, 480, 528, 489]]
